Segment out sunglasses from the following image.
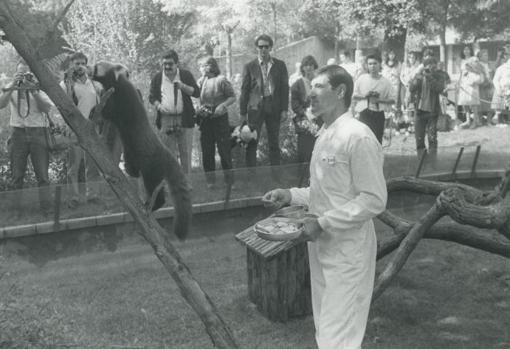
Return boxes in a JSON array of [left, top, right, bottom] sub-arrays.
[[257, 45, 270, 49]]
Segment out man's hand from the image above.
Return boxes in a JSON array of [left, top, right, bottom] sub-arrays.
[[298, 217, 322, 241], [174, 81, 193, 95], [214, 104, 227, 116], [261, 188, 291, 209]]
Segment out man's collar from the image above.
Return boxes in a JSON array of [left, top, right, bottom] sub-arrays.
[[258, 57, 274, 65]]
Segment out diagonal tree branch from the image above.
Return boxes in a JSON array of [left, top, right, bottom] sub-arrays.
[[373, 201, 446, 300]]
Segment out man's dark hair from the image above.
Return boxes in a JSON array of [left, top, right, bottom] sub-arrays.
[[162, 50, 179, 63], [316, 65, 354, 108], [204, 56, 221, 76], [366, 54, 382, 63], [423, 48, 435, 59], [423, 57, 437, 66], [69, 52, 88, 64], [254, 34, 273, 47], [300, 55, 318, 75]]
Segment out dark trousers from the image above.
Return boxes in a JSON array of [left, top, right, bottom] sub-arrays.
[[246, 97, 281, 169], [297, 132, 316, 186], [10, 127, 51, 209], [200, 113, 233, 185], [359, 109, 385, 144], [414, 110, 438, 153]]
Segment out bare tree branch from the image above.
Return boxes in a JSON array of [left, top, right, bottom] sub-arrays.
[[373, 202, 445, 300]]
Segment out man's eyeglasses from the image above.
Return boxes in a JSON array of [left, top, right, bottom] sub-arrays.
[[257, 45, 270, 50], [163, 62, 175, 67]]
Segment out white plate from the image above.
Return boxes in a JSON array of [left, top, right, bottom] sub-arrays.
[[254, 217, 303, 241]]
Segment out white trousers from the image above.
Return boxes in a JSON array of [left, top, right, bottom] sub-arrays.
[[308, 228, 377, 349]]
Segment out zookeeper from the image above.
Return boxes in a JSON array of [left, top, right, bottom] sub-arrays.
[[262, 64, 387, 349]]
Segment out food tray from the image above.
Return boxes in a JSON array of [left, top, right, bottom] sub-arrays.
[[254, 217, 303, 241]]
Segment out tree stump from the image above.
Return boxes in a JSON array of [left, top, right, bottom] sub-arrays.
[[236, 227, 312, 322]]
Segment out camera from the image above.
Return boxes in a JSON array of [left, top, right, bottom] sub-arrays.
[[15, 72, 38, 89], [23, 72, 34, 82]]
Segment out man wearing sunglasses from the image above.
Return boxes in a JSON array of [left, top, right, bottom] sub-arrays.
[[239, 34, 289, 181]]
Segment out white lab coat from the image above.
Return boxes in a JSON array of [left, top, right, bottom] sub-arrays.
[[290, 112, 387, 349]]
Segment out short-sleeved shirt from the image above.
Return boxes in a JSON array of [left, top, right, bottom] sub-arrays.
[[9, 90, 52, 128], [353, 73, 394, 113]]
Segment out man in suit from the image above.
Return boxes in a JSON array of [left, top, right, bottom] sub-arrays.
[[240, 34, 289, 180], [149, 50, 200, 175]]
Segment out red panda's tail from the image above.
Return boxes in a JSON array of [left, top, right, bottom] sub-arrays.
[[163, 155, 192, 241]]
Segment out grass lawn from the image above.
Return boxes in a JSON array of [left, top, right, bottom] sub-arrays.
[[1, 125, 510, 348]]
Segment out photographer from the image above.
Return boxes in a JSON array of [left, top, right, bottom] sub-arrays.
[[197, 57, 236, 189], [352, 54, 394, 143], [409, 56, 447, 157], [0, 59, 53, 215]]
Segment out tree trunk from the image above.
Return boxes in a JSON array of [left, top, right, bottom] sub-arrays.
[[439, 0, 450, 63], [0, 4, 238, 348], [226, 30, 232, 80]]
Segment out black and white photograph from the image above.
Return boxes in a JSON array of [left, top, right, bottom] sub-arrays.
[[0, 0, 510, 348]]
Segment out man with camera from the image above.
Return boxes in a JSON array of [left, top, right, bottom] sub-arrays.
[[409, 56, 447, 157], [352, 54, 395, 143], [0, 59, 53, 215]]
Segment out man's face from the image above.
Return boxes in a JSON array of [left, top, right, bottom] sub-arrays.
[[256, 39, 272, 61], [367, 58, 380, 75], [72, 58, 87, 68], [309, 73, 339, 118], [71, 58, 88, 81], [162, 58, 177, 76], [16, 62, 29, 74]]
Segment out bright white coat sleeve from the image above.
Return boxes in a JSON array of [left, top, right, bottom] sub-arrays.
[[289, 187, 310, 206], [318, 135, 387, 232]]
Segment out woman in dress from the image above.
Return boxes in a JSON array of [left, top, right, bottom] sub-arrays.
[[290, 55, 320, 183], [197, 57, 236, 189], [457, 45, 483, 128]]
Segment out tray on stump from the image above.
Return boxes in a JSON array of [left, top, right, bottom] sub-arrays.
[[235, 225, 312, 322]]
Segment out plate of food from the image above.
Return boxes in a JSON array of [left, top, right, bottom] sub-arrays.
[[254, 216, 303, 241]]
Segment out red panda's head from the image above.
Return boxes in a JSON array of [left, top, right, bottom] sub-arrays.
[[92, 61, 130, 88]]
